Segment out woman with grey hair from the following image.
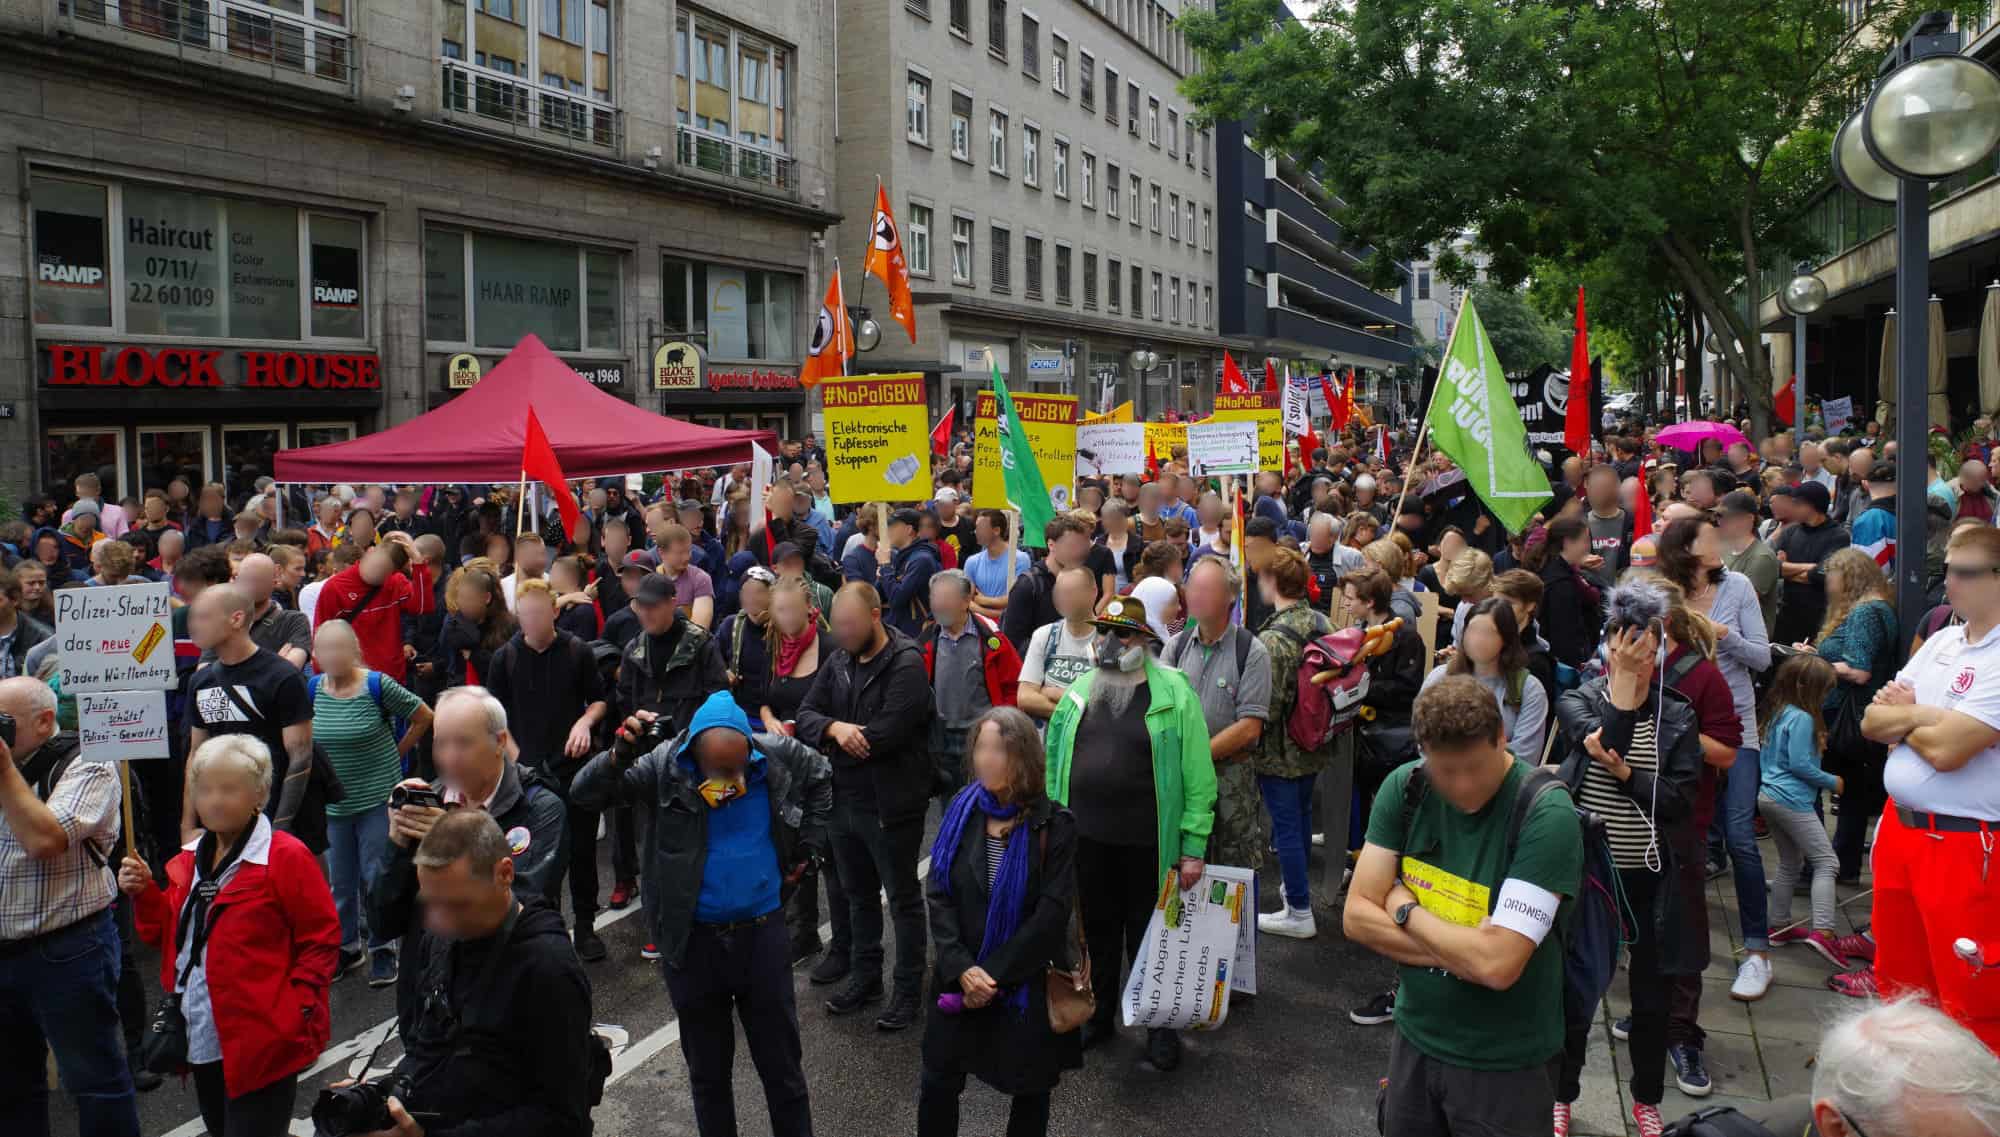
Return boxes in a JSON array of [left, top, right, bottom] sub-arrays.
[[1803, 997, 2000, 1136], [120, 735, 340, 1136]]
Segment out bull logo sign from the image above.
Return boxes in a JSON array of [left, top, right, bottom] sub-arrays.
[[653, 340, 702, 391]]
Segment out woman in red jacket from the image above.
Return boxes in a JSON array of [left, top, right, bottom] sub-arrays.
[[120, 734, 340, 1136]]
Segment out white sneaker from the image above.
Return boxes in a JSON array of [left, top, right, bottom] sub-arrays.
[[1258, 906, 1317, 939], [1311, 832, 1326, 847], [1730, 954, 1773, 1002]]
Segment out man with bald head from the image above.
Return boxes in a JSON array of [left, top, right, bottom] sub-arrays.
[[1839, 446, 1875, 524], [1953, 458, 1999, 524], [221, 552, 310, 667], [185, 582, 315, 844]]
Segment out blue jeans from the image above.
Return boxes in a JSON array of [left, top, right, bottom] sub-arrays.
[[1710, 748, 1770, 951], [327, 807, 392, 950], [1259, 773, 1318, 908], [0, 908, 140, 1137]]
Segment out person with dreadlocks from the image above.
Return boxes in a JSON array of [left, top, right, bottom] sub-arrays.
[[916, 706, 1080, 1137]]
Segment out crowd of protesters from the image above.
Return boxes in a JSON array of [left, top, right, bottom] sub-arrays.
[[4, 407, 2000, 1137]]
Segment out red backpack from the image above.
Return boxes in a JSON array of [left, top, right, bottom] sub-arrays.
[[1276, 619, 1404, 750]]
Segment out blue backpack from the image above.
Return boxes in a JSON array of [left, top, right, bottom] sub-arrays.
[[308, 669, 385, 711]]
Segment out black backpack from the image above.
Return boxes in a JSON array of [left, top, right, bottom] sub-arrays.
[[1662, 1106, 1786, 1137]]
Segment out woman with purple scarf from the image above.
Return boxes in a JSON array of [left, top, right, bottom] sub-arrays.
[[918, 706, 1081, 1137]]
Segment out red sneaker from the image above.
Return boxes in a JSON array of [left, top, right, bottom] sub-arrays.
[[1632, 1103, 1665, 1137], [1828, 967, 1879, 999], [1553, 1101, 1572, 1137], [609, 879, 636, 910], [640, 942, 661, 961], [1830, 932, 1876, 965]]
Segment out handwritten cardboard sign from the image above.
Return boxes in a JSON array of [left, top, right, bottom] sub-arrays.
[[53, 582, 176, 694], [77, 690, 170, 762]]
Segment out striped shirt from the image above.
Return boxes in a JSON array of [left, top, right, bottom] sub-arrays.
[[984, 833, 1009, 892], [1575, 718, 1661, 870], [0, 749, 120, 940], [313, 673, 426, 818]]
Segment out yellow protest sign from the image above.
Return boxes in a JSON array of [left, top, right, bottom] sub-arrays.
[[975, 390, 1078, 511], [1144, 421, 1187, 465], [820, 373, 930, 504], [1211, 392, 1283, 472], [1082, 400, 1135, 424]]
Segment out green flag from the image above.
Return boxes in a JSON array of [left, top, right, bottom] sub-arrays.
[[1426, 297, 1551, 534], [992, 362, 1056, 548]]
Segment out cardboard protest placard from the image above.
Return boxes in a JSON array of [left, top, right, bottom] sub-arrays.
[[974, 390, 1077, 512], [1186, 420, 1260, 477], [54, 582, 175, 694], [1121, 867, 1251, 1031], [1144, 421, 1187, 466], [1211, 391, 1283, 472], [77, 690, 170, 762], [820, 373, 931, 504], [1075, 422, 1146, 478]]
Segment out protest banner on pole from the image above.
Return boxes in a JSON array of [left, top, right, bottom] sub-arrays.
[[820, 372, 930, 504], [1120, 867, 1252, 1031], [1211, 391, 1283, 472], [974, 389, 1078, 512], [1075, 422, 1146, 478], [76, 691, 170, 762], [1823, 395, 1853, 435], [1144, 421, 1187, 467], [55, 581, 176, 843], [1186, 420, 1260, 477]]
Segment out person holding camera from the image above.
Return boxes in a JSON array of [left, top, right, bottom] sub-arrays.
[[330, 808, 597, 1137], [120, 734, 340, 1137], [571, 688, 832, 1137], [369, 688, 568, 941]]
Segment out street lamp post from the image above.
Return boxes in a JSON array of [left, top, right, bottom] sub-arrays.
[[1781, 263, 1829, 428], [1832, 10, 2000, 638], [1128, 346, 1159, 418]]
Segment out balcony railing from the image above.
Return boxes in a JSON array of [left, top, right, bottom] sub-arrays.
[[675, 124, 797, 193], [59, 0, 355, 86], [441, 59, 621, 152]]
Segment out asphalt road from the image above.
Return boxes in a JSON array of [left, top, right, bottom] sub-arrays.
[[60, 815, 1394, 1137]]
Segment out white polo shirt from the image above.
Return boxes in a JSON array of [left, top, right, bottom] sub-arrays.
[[1887, 623, 2000, 820]]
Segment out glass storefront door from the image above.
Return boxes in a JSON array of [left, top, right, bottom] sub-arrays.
[[45, 427, 127, 504], [221, 424, 285, 503], [137, 427, 211, 494]]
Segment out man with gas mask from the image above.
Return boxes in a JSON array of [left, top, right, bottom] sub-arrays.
[[1042, 595, 1217, 1072]]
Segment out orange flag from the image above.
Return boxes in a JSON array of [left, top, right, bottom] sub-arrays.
[[864, 183, 917, 343], [799, 264, 852, 389]]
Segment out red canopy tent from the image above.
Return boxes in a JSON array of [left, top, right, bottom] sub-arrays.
[[273, 334, 777, 483]]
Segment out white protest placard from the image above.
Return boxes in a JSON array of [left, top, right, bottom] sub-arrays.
[[77, 690, 170, 762], [1120, 867, 1250, 1032], [1823, 395, 1853, 435], [54, 582, 176, 694], [1075, 422, 1146, 478], [1186, 420, 1260, 478]]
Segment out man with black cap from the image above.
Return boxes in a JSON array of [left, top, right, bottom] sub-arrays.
[[1718, 490, 1781, 638], [773, 542, 834, 615], [1773, 480, 1850, 647], [601, 549, 655, 649], [874, 508, 940, 638]]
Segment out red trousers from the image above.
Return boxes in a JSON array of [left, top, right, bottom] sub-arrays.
[[1873, 802, 2000, 1053]]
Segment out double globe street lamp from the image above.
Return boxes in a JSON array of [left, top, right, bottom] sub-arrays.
[[1830, 9, 2000, 636], [1778, 262, 1829, 429]]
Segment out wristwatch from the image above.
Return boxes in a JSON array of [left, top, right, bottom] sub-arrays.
[[1393, 900, 1418, 927]]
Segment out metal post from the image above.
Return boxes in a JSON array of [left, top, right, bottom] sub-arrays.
[[1893, 177, 1930, 640], [1794, 312, 1808, 432]]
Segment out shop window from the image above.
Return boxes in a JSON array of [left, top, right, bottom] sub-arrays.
[[295, 422, 356, 450], [229, 201, 302, 340], [661, 258, 801, 361], [138, 428, 211, 495], [585, 249, 620, 351], [221, 424, 284, 498], [425, 226, 621, 353], [424, 228, 468, 343], [45, 428, 127, 509], [29, 179, 112, 328]]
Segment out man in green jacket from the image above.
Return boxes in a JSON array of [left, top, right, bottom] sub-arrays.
[[1044, 595, 1217, 1072]]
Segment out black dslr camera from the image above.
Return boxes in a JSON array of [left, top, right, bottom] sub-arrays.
[[311, 1074, 428, 1136]]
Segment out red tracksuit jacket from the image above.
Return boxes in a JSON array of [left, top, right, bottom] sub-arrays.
[[313, 561, 432, 681]]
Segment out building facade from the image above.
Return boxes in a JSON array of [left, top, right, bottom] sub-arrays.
[[834, 0, 1224, 423], [2, 0, 839, 509], [1409, 233, 1489, 348]]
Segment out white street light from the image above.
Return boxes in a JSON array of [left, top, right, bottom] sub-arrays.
[[1861, 53, 2000, 180], [1832, 112, 1900, 203]]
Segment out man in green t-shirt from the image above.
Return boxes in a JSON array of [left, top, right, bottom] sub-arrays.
[[1344, 675, 1584, 1137]]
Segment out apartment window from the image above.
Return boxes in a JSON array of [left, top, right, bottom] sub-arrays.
[[909, 0, 930, 17], [1199, 127, 1210, 174], [1167, 191, 1179, 240], [949, 90, 973, 161], [1080, 151, 1096, 207], [1166, 108, 1178, 155], [1149, 271, 1161, 319], [1183, 199, 1195, 244], [950, 0, 970, 36], [908, 203, 933, 277], [990, 225, 1011, 292], [1078, 50, 1094, 110], [951, 214, 974, 283], [1168, 277, 1179, 323], [1055, 243, 1072, 305], [1127, 173, 1141, 225], [987, 0, 1006, 57], [1024, 235, 1043, 300], [1108, 256, 1123, 312], [673, 15, 789, 159], [659, 256, 795, 360], [989, 109, 1008, 174], [1050, 34, 1068, 95], [1104, 65, 1120, 125], [1146, 96, 1160, 145], [448, 0, 616, 123], [1022, 123, 1041, 187], [1106, 162, 1121, 217], [1052, 139, 1069, 197], [1021, 13, 1039, 76], [1416, 268, 1431, 300], [1082, 251, 1097, 309], [905, 73, 931, 144], [1134, 265, 1148, 318], [1203, 284, 1213, 328], [1183, 119, 1195, 168], [1148, 183, 1161, 231], [1201, 206, 1211, 250], [1126, 80, 1140, 134]]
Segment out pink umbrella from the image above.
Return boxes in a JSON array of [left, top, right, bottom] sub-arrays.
[[1653, 420, 1749, 452]]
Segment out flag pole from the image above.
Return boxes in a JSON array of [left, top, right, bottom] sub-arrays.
[[516, 469, 529, 538], [1391, 301, 1472, 523]]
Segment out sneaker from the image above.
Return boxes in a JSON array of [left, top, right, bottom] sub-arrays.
[[1793, 929, 1848, 968], [825, 976, 883, 1016], [1348, 989, 1395, 1026], [1830, 932, 1876, 965], [1668, 1043, 1712, 1097], [333, 945, 365, 981], [875, 990, 919, 1032], [1767, 924, 1811, 948], [1704, 857, 1728, 881], [367, 948, 399, 988], [1828, 967, 1879, 999], [1730, 954, 1773, 1002], [573, 927, 607, 963], [1311, 832, 1326, 847], [809, 950, 852, 986], [1145, 1028, 1183, 1072], [1552, 1101, 1572, 1137], [1632, 1103, 1666, 1137], [1611, 1015, 1631, 1042], [639, 942, 662, 961], [608, 879, 636, 910], [1257, 906, 1317, 940]]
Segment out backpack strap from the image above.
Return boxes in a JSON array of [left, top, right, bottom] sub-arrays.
[[1232, 626, 1253, 675], [730, 615, 747, 678], [1397, 762, 1431, 844], [308, 673, 322, 701], [1503, 765, 1568, 869], [366, 670, 384, 711]]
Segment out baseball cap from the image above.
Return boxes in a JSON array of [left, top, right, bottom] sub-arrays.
[[771, 541, 804, 565], [889, 508, 925, 529], [934, 488, 960, 504], [1717, 490, 1761, 519], [633, 573, 677, 606], [1792, 481, 1832, 514], [618, 549, 659, 575], [675, 498, 705, 514]]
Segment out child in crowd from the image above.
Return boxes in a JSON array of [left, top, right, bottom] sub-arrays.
[[1756, 654, 1846, 966]]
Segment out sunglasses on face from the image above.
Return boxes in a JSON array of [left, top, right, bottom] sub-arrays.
[[1946, 563, 2000, 580]]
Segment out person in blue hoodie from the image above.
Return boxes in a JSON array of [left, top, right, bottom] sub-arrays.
[[876, 508, 941, 637], [571, 690, 833, 1137]]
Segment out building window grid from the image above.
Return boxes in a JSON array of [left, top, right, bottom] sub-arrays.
[[430, 226, 623, 352], [988, 0, 1006, 57], [1183, 199, 1195, 245], [908, 203, 933, 276], [1166, 108, 1178, 156], [1104, 66, 1120, 125], [1050, 34, 1067, 94], [1127, 172, 1140, 226], [990, 225, 1011, 293], [1168, 276, 1179, 323], [905, 73, 930, 144], [949, 90, 973, 161], [1080, 151, 1095, 207], [1183, 119, 1195, 167], [908, 0, 930, 17], [1167, 191, 1179, 240], [671, 14, 794, 178], [1142, 266, 1155, 320], [1021, 13, 1039, 76], [1148, 182, 1161, 231], [1054, 243, 1071, 305], [1199, 127, 1210, 175], [447, 0, 618, 143], [1022, 123, 1041, 186], [950, 0, 970, 36], [1052, 139, 1069, 197], [1082, 250, 1097, 309], [1078, 50, 1094, 110], [1147, 96, 1159, 145], [989, 109, 1009, 174], [951, 214, 974, 283], [1108, 256, 1123, 312], [1201, 206, 1211, 250], [1127, 81, 1140, 134], [1024, 235, 1043, 300], [1105, 161, 1120, 217]]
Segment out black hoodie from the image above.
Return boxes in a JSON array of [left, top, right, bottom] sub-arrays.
[[392, 899, 595, 1137], [794, 627, 936, 824]]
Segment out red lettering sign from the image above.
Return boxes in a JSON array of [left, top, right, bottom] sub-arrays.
[[707, 368, 801, 392], [44, 344, 379, 392]]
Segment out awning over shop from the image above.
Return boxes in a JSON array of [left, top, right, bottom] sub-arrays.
[[273, 335, 776, 482]]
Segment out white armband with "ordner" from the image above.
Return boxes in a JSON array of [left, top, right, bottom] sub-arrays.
[[1491, 878, 1560, 946]]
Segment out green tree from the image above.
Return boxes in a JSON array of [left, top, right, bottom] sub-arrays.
[[1466, 284, 1568, 377], [1180, 0, 1983, 438]]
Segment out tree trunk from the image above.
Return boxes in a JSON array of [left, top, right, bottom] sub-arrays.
[[1658, 235, 1776, 439]]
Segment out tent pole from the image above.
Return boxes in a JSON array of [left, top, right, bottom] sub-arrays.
[[516, 470, 529, 538]]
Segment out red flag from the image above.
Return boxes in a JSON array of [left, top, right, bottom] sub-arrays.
[[864, 183, 918, 343], [1774, 376, 1796, 426], [1344, 368, 1358, 429], [521, 406, 580, 539], [931, 406, 955, 457], [1633, 460, 1655, 539], [1145, 433, 1163, 481], [1320, 372, 1344, 432], [1262, 357, 1280, 394], [1566, 286, 1593, 456], [1298, 426, 1320, 471], [1221, 351, 1250, 395]]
